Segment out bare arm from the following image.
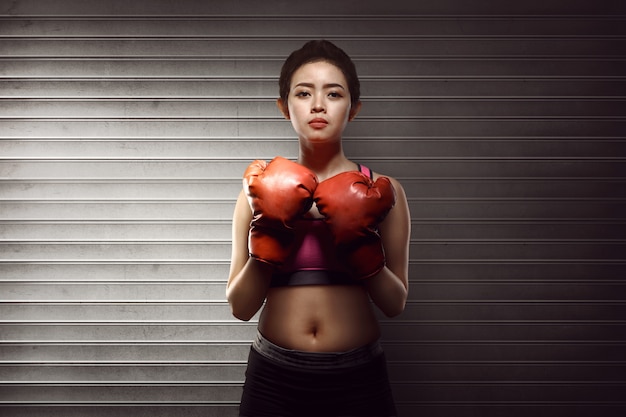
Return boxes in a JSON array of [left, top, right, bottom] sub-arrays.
[[365, 176, 411, 317], [226, 190, 274, 321]]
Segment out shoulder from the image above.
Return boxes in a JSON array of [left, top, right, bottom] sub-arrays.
[[353, 161, 406, 199], [372, 171, 405, 195]]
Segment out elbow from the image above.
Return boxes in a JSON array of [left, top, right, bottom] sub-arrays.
[[226, 288, 259, 322], [228, 300, 257, 322], [379, 286, 408, 318], [231, 309, 255, 322], [381, 299, 406, 318], [367, 271, 409, 318]]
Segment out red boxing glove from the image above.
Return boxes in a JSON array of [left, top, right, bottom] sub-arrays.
[[243, 156, 318, 265], [314, 171, 396, 279]]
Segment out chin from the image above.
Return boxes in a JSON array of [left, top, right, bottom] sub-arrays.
[[302, 134, 339, 144]]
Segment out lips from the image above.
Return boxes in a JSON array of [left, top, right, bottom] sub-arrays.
[[308, 118, 328, 129]]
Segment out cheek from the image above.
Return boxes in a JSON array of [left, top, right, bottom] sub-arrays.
[[287, 100, 306, 119], [335, 104, 352, 121]]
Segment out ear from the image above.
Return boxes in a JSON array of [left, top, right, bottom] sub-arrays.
[[276, 98, 290, 120], [348, 100, 362, 121]]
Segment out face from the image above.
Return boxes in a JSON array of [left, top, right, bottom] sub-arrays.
[[277, 61, 361, 144]]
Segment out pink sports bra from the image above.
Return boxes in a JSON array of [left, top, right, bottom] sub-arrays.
[[270, 164, 372, 287]]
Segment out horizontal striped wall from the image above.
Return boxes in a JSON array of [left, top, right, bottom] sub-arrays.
[[1, 1, 625, 416]]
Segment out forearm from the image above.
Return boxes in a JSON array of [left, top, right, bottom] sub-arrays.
[[226, 258, 274, 321], [365, 266, 408, 318]]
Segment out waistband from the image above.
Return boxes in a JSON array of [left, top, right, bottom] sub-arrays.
[[252, 331, 384, 370]]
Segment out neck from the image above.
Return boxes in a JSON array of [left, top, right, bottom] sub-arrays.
[[298, 141, 354, 181]]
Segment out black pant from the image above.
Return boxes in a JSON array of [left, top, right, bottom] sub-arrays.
[[239, 345, 397, 417]]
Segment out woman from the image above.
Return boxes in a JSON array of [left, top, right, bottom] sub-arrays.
[[227, 39, 411, 417]]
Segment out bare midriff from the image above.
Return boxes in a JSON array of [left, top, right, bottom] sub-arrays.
[[258, 284, 380, 352]]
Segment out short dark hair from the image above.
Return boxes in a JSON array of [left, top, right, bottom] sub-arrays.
[[279, 40, 361, 107]]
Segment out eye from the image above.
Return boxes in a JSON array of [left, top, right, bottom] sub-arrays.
[[328, 91, 342, 98], [295, 91, 311, 98]]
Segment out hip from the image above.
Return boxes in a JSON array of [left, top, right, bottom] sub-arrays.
[[239, 331, 397, 417]]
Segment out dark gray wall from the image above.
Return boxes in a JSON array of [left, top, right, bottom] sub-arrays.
[[1, 0, 625, 416]]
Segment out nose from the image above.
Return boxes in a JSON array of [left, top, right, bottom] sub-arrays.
[[311, 96, 325, 113]]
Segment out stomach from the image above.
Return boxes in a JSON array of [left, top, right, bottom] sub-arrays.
[[258, 284, 381, 352]]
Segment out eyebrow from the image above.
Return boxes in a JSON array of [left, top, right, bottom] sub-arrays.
[[294, 82, 346, 90]]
